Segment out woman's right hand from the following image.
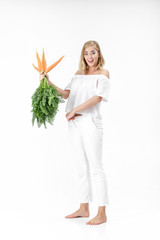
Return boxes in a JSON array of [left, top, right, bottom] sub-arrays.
[[39, 72, 49, 82]]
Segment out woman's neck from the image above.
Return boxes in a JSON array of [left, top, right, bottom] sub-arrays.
[[86, 68, 102, 75]]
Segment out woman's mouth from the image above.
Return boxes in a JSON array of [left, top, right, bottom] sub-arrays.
[[88, 60, 94, 63]]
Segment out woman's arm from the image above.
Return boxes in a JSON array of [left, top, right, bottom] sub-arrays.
[[66, 96, 101, 121], [47, 79, 69, 99], [66, 95, 102, 121], [73, 95, 102, 114]]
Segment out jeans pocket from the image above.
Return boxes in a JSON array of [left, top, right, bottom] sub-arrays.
[[91, 117, 103, 131], [90, 117, 97, 130]]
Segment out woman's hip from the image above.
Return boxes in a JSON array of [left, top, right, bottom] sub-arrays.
[[69, 114, 103, 133]]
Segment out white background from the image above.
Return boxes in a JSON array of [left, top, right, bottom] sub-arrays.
[[0, 0, 160, 239]]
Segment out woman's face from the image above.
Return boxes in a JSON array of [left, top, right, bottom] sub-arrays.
[[84, 46, 100, 68]]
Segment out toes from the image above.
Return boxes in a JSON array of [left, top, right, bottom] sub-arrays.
[[86, 221, 91, 224], [65, 214, 73, 218], [86, 220, 98, 225], [86, 220, 95, 225], [86, 218, 106, 225]]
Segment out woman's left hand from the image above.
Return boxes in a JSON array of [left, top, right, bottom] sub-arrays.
[[66, 110, 76, 121]]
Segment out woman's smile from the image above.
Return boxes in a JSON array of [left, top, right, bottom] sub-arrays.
[[88, 60, 94, 63]]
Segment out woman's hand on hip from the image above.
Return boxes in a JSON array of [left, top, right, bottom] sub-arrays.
[[66, 110, 76, 121]]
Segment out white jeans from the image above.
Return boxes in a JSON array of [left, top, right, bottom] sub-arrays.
[[68, 115, 109, 207]]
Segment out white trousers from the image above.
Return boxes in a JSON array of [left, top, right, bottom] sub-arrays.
[[68, 115, 109, 207]]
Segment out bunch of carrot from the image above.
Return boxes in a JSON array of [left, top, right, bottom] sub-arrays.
[[31, 49, 65, 128], [32, 48, 64, 74]]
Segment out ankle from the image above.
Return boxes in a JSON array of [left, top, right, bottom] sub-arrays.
[[97, 206, 106, 216], [80, 203, 89, 211], [97, 212, 106, 217]]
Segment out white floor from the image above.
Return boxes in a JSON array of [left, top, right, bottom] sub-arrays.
[[1, 139, 159, 240], [1, 194, 159, 240]]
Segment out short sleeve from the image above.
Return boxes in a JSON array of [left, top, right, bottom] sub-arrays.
[[95, 76, 110, 102], [64, 77, 73, 90], [64, 81, 71, 90]]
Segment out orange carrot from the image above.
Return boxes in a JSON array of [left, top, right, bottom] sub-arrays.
[[32, 49, 64, 74], [32, 63, 39, 71], [46, 56, 64, 73], [41, 48, 47, 73], [36, 50, 41, 72], [44, 52, 47, 72]]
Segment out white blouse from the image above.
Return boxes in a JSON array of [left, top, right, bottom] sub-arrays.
[[64, 74, 110, 119]]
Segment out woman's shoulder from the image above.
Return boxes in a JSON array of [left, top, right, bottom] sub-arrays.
[[99, 69, 110, 79], [74, 70, 82, 75]]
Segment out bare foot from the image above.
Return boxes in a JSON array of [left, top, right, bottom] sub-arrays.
[[86, 214, 107, 225], [65, 208, 89, 218]]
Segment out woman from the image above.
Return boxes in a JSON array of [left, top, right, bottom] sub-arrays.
[[39, 40, 110, 225]]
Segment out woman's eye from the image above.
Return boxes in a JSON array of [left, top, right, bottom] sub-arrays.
[[84, 52, 95, 55]]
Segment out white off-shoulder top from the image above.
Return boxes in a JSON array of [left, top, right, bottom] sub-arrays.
[[64, 74, 110, 119]]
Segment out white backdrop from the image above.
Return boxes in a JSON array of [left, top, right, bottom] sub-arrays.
[[0, 0, 160, 239]]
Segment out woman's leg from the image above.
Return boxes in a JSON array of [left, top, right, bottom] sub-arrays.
[[79, 116, 109, 224], [81, 116, 109, 207], [67, 117, 93, 204], [65, 116, 94, 218]]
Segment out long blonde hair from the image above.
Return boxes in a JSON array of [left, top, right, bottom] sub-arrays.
[[78, 40, 105, 75]]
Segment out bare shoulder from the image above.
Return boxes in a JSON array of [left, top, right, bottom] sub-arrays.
[[74, 70, 81, 75], [100, 69, 110, 79]]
